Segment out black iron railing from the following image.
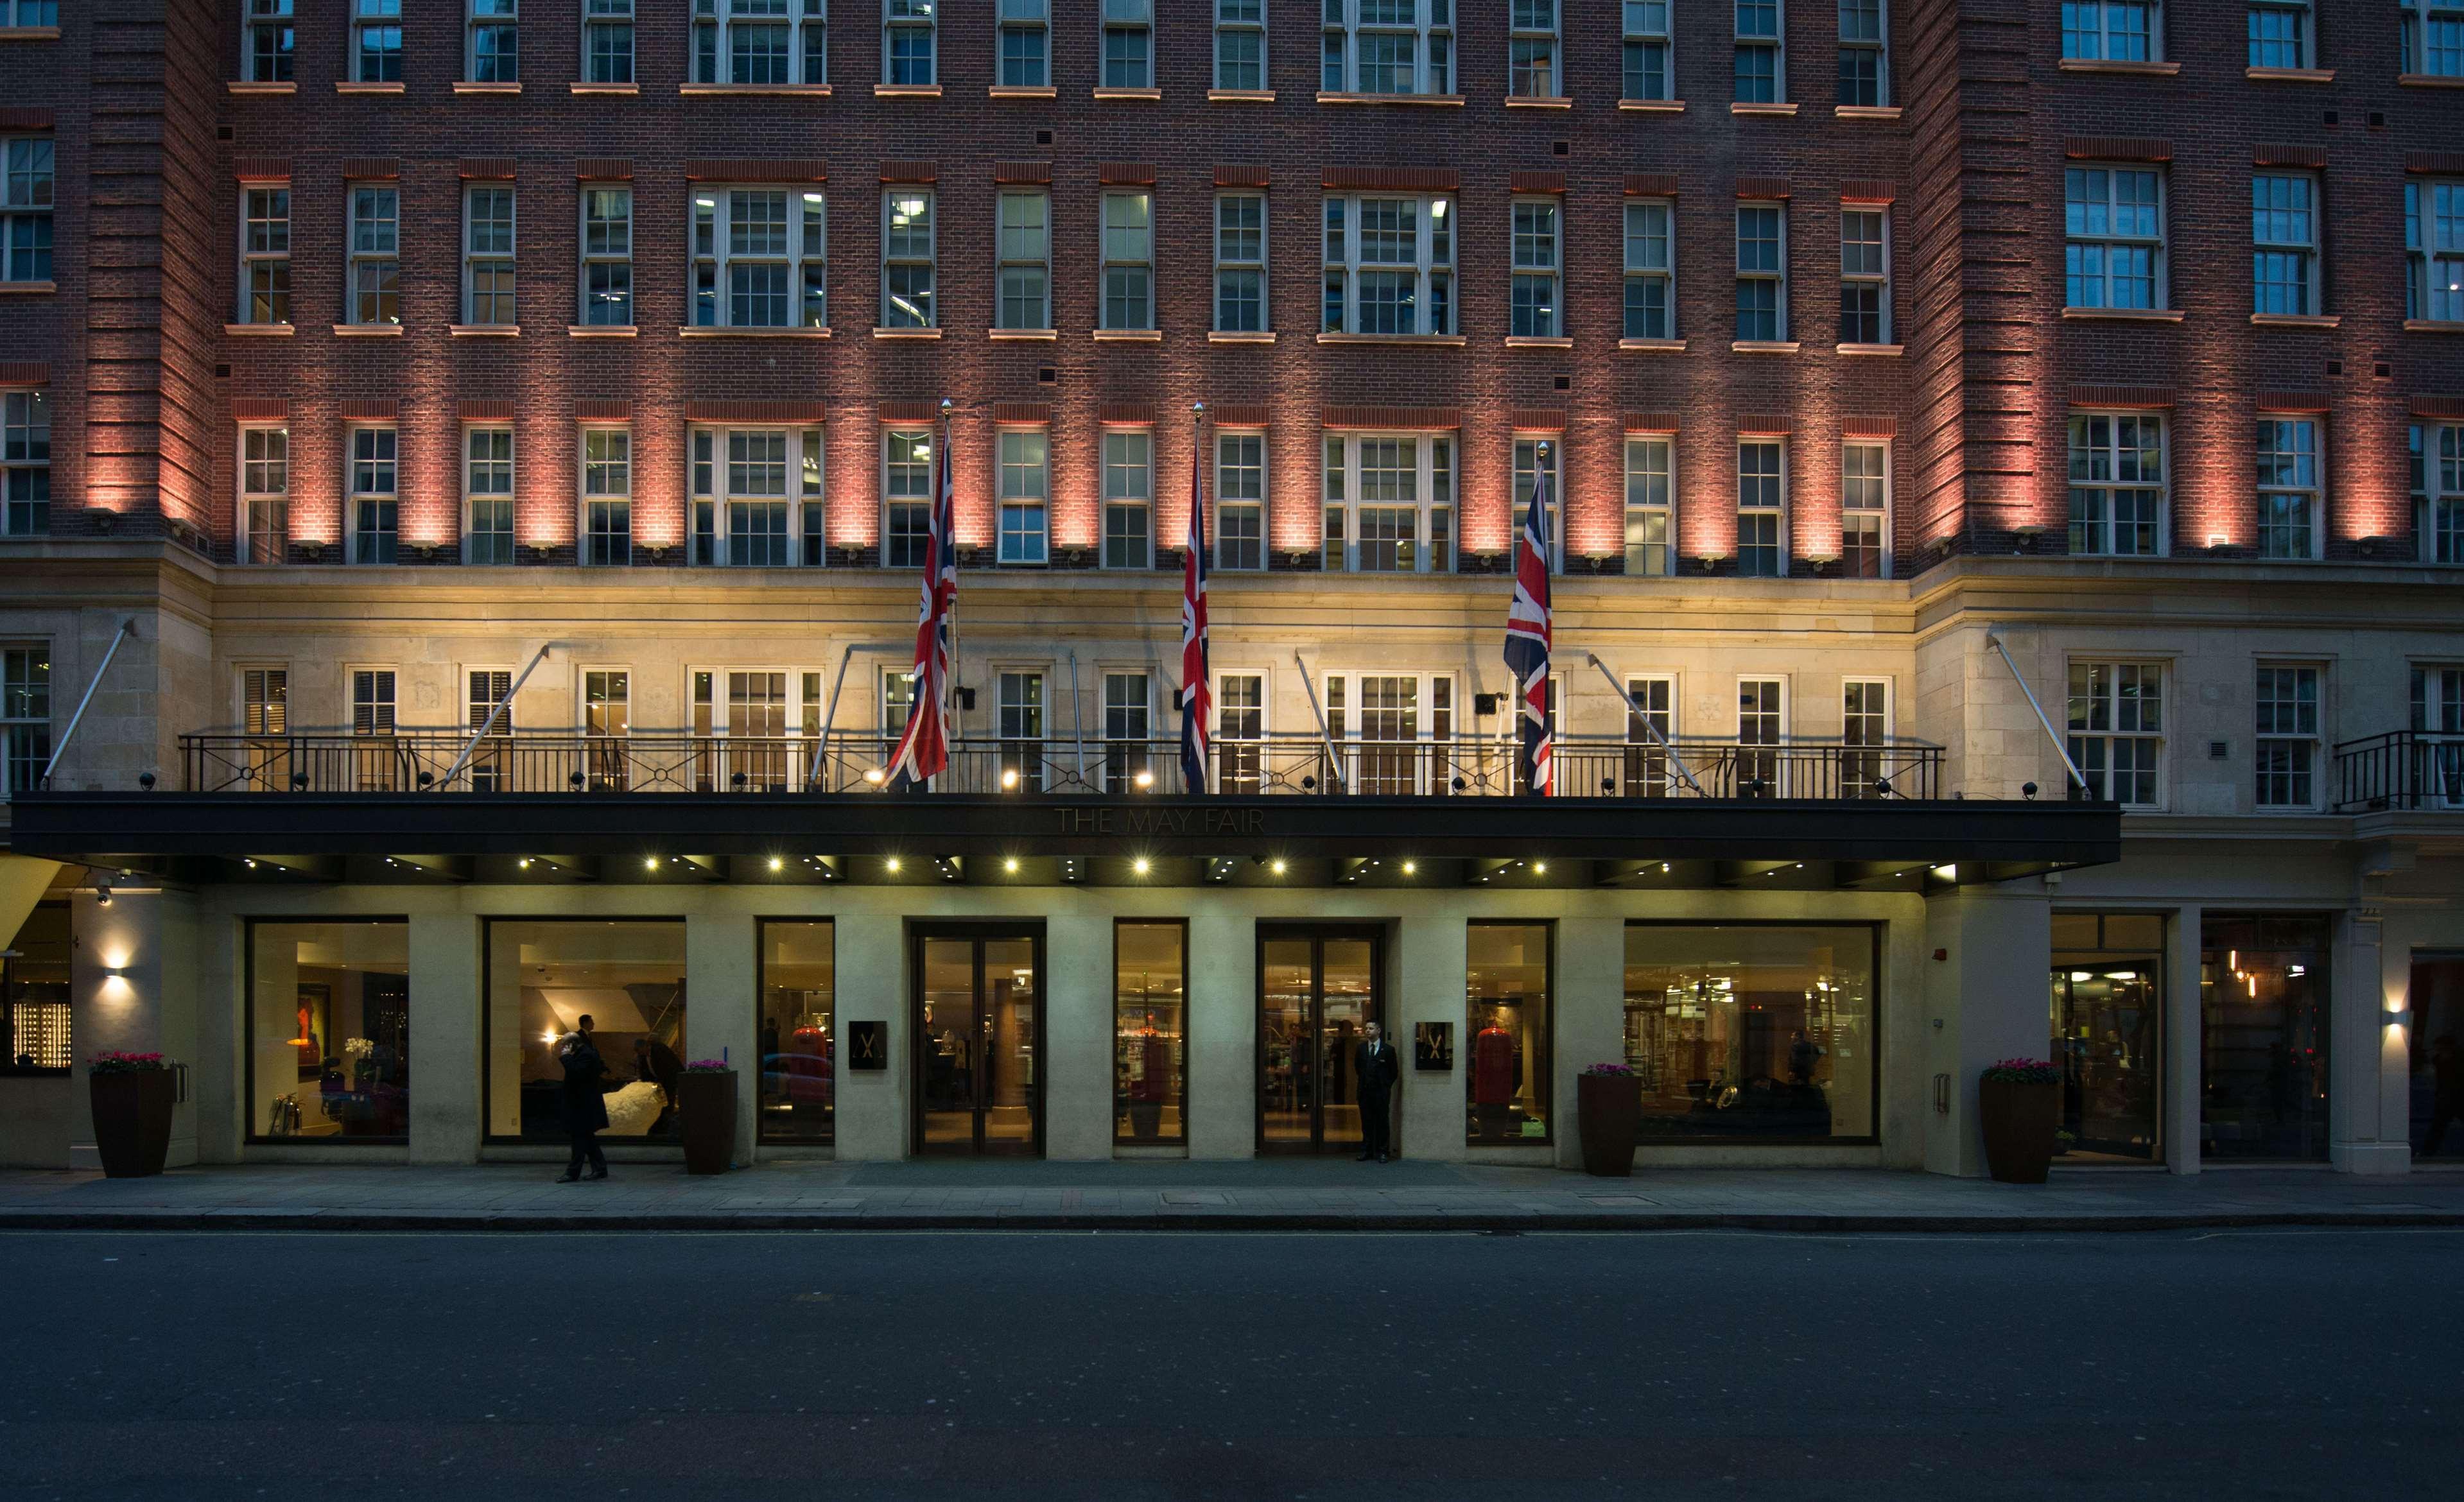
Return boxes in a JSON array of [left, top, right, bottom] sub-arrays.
[[2334, 730, 2464, 813], [177, 730, 1945, 801]]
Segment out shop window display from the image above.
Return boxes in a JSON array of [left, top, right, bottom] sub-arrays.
[[2048, 912, 2164, 1162], [759, 919, 835, 1144], [2412, 951, 2464, 1159], [1466, 922, 1551, 1144], [487, 919, 687, 1142], [248, 920, 411, 1141], [1114, 921, 1186, 1145], [1622, 924, 1877, 1141], [2199, 913, 2329, 1161], [2, 901, 70, 1070]]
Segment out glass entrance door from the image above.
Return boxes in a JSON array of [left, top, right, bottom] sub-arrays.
[[1258, 928, 1382, 1153], [915, 929, 1043, 1157]]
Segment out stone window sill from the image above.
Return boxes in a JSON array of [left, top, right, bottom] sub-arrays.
[[0, 280, 58, 295], [2249, 313, 2339, 329], [1731, 340, 1801, 353], [1207, 89, 1276, 103], [338, 81, 407, 94], [228, 80, 295, 95], [569, 82, 637, 94], [1617, 337, 1687, 352], [1730, 101, 1798, 116], [0, 26, 62, 39], [1091, 329, 1162, 341], [1503, 335, 1573, 349], [568, 324, 637, 337], [874, 83, 942, 98], [1836, 104, 1901, 119], [224, 322, 293, 336], [1618, 98, 1684, 112], [1092, 87, 1161, 101], [2061, 306, 2184, 322], [448, 324, 519, 337], [1836, 342, 1902, 356], [1208, 330, 1276, 343], [1504, 94, 1572, 109], [333, 324, 403, 336], [989, 85, 1057, 99], [2405, 319, 2464, 332], [1315, 91, 1464, 106], [1315, 332, 1466, 347], [2397, 74, 2464, 89], [988, 327, 1057, 341], [2057, 58, 2181, 76], [681, 83, 829, 97], [452, 81, 522, 94], [872, 325, 942, 338], [2245, 66, 2332, 83], [681, 325, 833, 338]]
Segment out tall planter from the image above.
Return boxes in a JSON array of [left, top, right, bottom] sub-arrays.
[[1979, 1076, 2060, 1184], [1577, 1072, 1642, 1177], [91, 1069, 177, 1179], [677, 1071, 738, 1175]]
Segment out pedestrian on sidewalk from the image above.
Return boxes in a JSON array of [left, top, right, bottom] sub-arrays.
[[557, 1014, 611, 1182], [1357, 1021, 1400, 1163]]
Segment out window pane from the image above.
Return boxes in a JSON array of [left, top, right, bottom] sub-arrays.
[[485, 919, 690, 1142], [1624, 924, 1877, 1140], [250, 921, 412, 1142], [1116, 922, 1186, 1144], [759, 920, 836, 1144], [1468, 923, 1552, 1144]]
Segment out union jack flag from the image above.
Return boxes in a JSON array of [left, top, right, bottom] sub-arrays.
[[885, 407, 956, 790], [1503, 447, 1553, 797], [1179, 414, 1211, 795]]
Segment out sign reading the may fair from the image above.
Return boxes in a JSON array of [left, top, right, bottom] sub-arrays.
[[1052, 806, 1269, 839]]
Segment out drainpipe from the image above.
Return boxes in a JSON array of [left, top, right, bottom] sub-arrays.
[[41, 618, 135, 786], [1982, 628, 2088, 795]]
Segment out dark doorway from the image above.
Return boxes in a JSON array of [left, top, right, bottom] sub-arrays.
[[1257, 926, 1385, 1153], [912, 926, 1044, 1157]]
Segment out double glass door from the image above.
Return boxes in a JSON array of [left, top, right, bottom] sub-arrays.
[[914, 928, 1043, 1157], [1258, 927, 1384, 1153]]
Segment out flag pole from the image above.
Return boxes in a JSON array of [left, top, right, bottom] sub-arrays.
[[939, 397, 958, 772]]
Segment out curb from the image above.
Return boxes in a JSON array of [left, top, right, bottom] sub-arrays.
[[2, 1209, 2460, 1234]]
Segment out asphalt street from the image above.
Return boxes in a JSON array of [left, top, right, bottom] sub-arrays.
[[1, 1228, 2454, 1500]]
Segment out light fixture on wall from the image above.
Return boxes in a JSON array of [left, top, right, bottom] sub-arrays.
[[95, 883, 112, 907]]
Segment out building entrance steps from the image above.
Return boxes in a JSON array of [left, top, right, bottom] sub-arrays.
[[1, 1162, 2459, 1233]]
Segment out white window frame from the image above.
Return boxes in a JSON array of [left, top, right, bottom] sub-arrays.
[[2064, 165, 2167, 311], [1100, 0, 1154, 89], [0, 2, 58, 27], [1321, 431, 1455, 573], [1100, 669, 1154, 790], [1512, 437, 1564, 571], [1734, 0, 1784, 102], [883, 0, 935, 84], [2418, 421, 2464, 564], [580, 183, 633, 325], [347, 183, 401, 325], [2251, 172, 2319, 318], [243, 0, 295, 83], [693, 0, 827, 85], [2408, 179, 2464, 324], [995, 666, 1049, 788], [2411, 666, 2464, 809], [1321, 0, 1453, 96], [1735, 674, 1787, 793], [462, 184, 516, 327], [580, 424, 632, 566], [881, 425, 935, 569], [0, 136, 50, 286], [1509, 0, 1561, 98], [2256, 417, 2320, 561], [1214, 191, 1269, 332], [466, 0, 520, 84], [1734, 202, 1787, 342], [239, 186, 291, 325], [881, 187, 936, 329], [2246, 0, 2310, 69], [2061, 0, 2162, 62], [1510, 196, 1561, 339], [1102, 426, 1154, 570], [347, 425, 399, 564], [690, 666, 820, 791], [1623, 198, 1674, 339], [238, 424, 289, 565], [691, 186, 827, 329], [994, 187, 1050, 331], [1, 388, 46, 538], [0, 644, 49, 800], [1622, 1, 1674, 101], [2066, 660, 2165, 809], [691, 424, 824, 567], [1841, 438, 1889, 578], [351, 1, 404, 83], [997, 0, 1050, 88], [2067, 412, 2167, 557], [1214, 0, 1267, 91], [238, 664, 288, 738], [1838, 0, 1886, 105], [1321, 193, 1455, 336], [996, 424, 1050, 565], [1839, 205, 1889, 344], [1736, 438, 1787, 577], [1214, 669, 1269, 792], [584, 0, 636, 85], [1100, 189, 1154, 331], [2253, 662, 2321, 811], [2406, 0, 2464, 74], [1215, 427, 1267, 571], [350, 666, 397, 738], [580, 667, 629, 738], [462, 426, 517, 565], [1624, 435, 1674, 576], [1321, 670, 1458, 795], [1621, 675, 1677, 796]]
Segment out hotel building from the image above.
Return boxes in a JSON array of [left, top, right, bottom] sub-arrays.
[[0, 0, 2458, 1173]]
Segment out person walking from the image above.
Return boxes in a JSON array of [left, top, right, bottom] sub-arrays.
[[557, 1014, 611, 1182], [1356, 1020, 1400, 1163]]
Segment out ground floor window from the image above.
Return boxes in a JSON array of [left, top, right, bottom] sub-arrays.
[[2049, 911, 2164, 1162], [486, 919, 688, 1143], [1622, 924, 1877, 1141], [1115, 920, 1186, 1145], [759, 919, 835, 1144], [2409, 951, 2464, 1160], [247, 920, 410, 1141], [1467, 921, 1552, 1144], [2, 900, 69, 1069], [2199, 913, 2329, 1161]]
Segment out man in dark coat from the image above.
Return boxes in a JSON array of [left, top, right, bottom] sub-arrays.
[[557, 1014, 611, 1182], [1356, 1020, 1401, 1163]]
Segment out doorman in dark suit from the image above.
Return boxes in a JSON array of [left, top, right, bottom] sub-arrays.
[[1356, 1021, 1401, 1162]]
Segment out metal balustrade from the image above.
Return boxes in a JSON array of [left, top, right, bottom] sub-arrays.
[[177, 730, 1945, 800], [2333, 730, 2464, 813]]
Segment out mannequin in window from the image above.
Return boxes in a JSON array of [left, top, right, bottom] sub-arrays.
[[1472, 1008, 1520, 1140]]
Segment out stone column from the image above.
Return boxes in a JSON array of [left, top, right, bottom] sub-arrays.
[[687, 908, 758, 1164], [1185, 902, 1254, 1159], [72, 886, 201, 1168], [1921, 884, 2052, 1177], [1041, 910, 1111, 1161], [2330, 906, 2408, 1174], [1552, 915, 1626, 1171], [407, 911, 481, 1164], [833, 912, 905, 1161], [1396, 910, 1463, 1162], [2163, 905, 2203, 1174]]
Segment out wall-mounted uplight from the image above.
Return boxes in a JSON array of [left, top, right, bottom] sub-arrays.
[[1931, 864, 1958, 882]]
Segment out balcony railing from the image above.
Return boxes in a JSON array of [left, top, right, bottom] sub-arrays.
[[178, 730, 1945, 801], [2334, 730, 2464, 813]]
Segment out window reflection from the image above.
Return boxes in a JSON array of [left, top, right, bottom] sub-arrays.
[[759, 919, 834, 1144], [2199, 914, 2329, 1161], [1467, 922, 1550, 1144], [249, 920, 411, 1141], [1623, 924, 1876, 1140], [2411, 951, 2464, 1159], [1114, 922, 1186, 1144], [487, 919, 688, 1141], [2049, 912, 2164, 1162]]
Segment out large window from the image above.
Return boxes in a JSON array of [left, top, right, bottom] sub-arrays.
[[1838, 0, 1885, 105], [1509, 0, 1560, 97], [1322, 194, 1453, 336], [3, 390, 50, 537], [581, 185, 632, 325], [1116, 921, 1187, 1145], [884, 0, 935, 83], [1624, 924, 1878, 1142], [692, 187, 826, 329], [883, 426, 933, 567], [998, 0, 1049, 87], [240, 426, 288, 565], [347, 185, 401, 325], [2407, 180, 2464, 324], [2254, 664, 2320, 809], [690, 668, 822, 790], [464, 427, 516, 565], [585, 0, 636, 83], [881, 189, 935, 328], [693, 426, 824, 567], [0, 137, 49, 284], [1510, 199, 1561, 338], [3, 901, 69, 1070], [1623, 0, 1672, 99], [1323, 433, 1454, 573], [2252, 173, 2318, 316], [2061, 0, 2158, 60], [1624, 435, 1672, 576], [1215, 0, 1265, 89], [349, 426, 399, 564], [2403, 0, 2464, 76], [241, 187, 290, 324], [997, 669, 1046, 788], [248, 921, 412, 1143], [2409, 949, 2464, 1157], [1839, 207, 1889, 343], [2418, 422, 2464, 563], [2064, 167, 2164, 311], [243, 0, 295, 83], [2256, 417, 2318, 559], [995, 189, 1050, 330], [2048, 911, 2164, 1164], [694, 0, 826, 85], [1215, 192, 1267, 332], [1734, 0, 1782, 102], [466, 0, 519, 83], [1624, 198, 1674, 338], [462, 186, 516, 326], [2067, 413, 2164, 557], [2246, 0, 2309, 66], [352, 1, 404, 81], [2199, 915, 2329, 1161], [1102, 0, 1154, 87], [1321, 0, 1453, 95], [1102, 429, 1152, 569], [1103, 671, 1152, 789], [1, 648, 49, 798], [487, 919, 689, 1143], [1513, 438, 1562, 569], [997, 427, 1049, 564], [0, 1, 56, 24], [1734, 203, 1786, 341], [1468, 922, 1552, 1144], [1216, 671, 1265, 792], [1100, 191, 1153, 331], [759, 919, 835, 1144], [1736, 438, 1785, 577], [1217, 430, 1266, 569], [1323, 671, 1455, 793], [2067, 661, 2164, 806], [1841, 440, 1887, 577]]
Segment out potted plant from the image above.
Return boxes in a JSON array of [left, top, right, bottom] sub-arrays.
[[1979, 1057, 2061, 1184], [1576, 1062, 1642, 1177], [89, 1051, 178, 1178], [677, 1058, 738, 1175]]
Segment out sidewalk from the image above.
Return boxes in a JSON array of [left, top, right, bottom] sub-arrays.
[[3, 1159, 2462, 1232]]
